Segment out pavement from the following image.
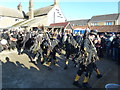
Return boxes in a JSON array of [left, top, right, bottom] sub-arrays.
[[0, 49, 119, 88]]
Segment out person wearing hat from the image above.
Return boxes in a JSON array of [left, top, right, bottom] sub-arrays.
[[73, 30, 102, 88]]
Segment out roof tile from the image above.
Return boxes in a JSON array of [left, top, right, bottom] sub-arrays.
[[0, 6, 24, 18], [50, 22, 69, 27], [89, 13, 120, 22], [27, 5, 54, 17]]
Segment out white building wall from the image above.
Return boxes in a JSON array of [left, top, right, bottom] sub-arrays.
[[47, 5, 66, 25], [0, 16, 24, 28], [116, 14, 120, 25]]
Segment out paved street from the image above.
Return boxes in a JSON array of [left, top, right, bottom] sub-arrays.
[[0, 49, 119, 88]]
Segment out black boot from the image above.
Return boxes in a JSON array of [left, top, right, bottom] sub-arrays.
[[73, 81, 82, 88], [31, 61, 37, 65], [47, 67, 52, 71], [97, 74, 103, 79], [41, 60, 44, 64], [82, 83, 92, 88], [64, 65, 68, 70], [18, 52, 21, 55]]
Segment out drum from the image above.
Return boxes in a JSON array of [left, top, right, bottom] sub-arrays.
[[0, 39, 8, 45]]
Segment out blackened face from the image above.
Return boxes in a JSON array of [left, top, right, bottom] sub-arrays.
[[90, 35, 95, 41]]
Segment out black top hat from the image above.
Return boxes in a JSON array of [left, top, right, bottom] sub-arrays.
[[90, 30, 98, 36]]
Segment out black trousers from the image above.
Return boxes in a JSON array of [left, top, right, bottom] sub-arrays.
[[48, 49, 57, 62], [77, 62, 98, 78]]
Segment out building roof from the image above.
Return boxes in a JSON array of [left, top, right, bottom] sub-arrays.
[[89, 13, 120, 22], [50, 22, 69, 28], [26, 5, 54, 17], [12, 16, 47, 27], [0, 6, 24, 18], [69, 19, 90, 26], [12, 20, 27, 27], [23, 17, 47, 27]]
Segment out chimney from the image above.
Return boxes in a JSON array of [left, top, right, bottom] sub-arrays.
[[54, 0, 59, 5], [29, 0, 34, 19], [17, 3, 22, 12]]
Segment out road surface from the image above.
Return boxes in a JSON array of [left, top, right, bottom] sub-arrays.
[[0, 49, 119, 88]]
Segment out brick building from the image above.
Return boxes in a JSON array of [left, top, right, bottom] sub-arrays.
[[70, 13, 120, 32]]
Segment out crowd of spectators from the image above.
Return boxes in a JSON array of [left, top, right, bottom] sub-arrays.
[[95, 32, 120, 64]]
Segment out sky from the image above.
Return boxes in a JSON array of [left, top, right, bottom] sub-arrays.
[[0, 0, 119, 21]]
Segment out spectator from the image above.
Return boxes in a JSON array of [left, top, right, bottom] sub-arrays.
[[105, 34, 113, 57], [99, 33, 106, 57]]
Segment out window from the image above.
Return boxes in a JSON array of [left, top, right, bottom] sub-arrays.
[[56, 9, 59, 11], [106, 22, 113, 25], [15, 19, 19, 21], [91, 22, 97, 26], [94, 22, 97, 26]]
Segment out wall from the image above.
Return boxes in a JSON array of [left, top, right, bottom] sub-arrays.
[[0, 16, 24, 28], [116, 14, 120, 25], [72, 25, 120, 32], [48, 5, 66, 25], [98, 22, 105, 25], [88, 21, 115, 26]]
